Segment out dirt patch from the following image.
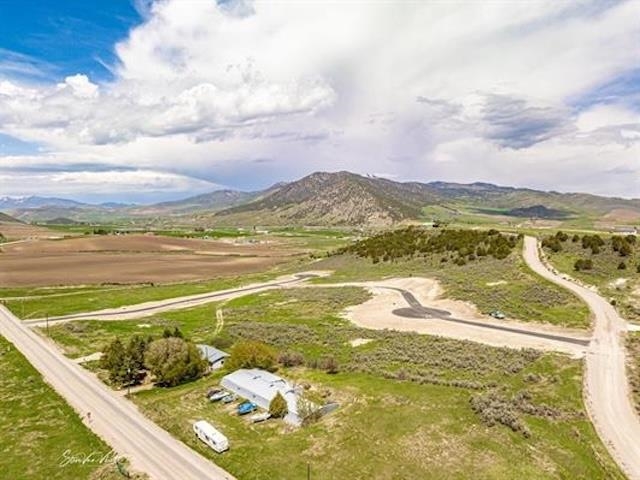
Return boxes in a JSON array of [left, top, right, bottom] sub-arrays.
[[337, 277, 589, 357], [486, 280, 507, 286], [349, 338, 373, 347], [0, 234, 303, 286]]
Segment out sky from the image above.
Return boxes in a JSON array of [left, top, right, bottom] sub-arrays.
[[0, 0, 639, 204]]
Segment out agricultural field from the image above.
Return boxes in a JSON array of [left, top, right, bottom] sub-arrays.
[[0, 335, 132, 479], [0, 234, 307, 287], [540, 232, 640, 322], [66, 286, 620, 480]]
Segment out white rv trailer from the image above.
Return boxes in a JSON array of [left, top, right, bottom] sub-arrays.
[[193, 420, 229, 453]]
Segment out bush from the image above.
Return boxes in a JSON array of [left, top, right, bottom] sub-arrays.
[[269, 391, 289, 418], [162, 327, 184, 339], [574, 258, 593, 271], [618, 261, 627, 270], [297, 394, 322, 426], [225, 340, 278, 372], [319, 355, 339, 374], [278, 350, 305, 367], [144, 337, 207, 387]]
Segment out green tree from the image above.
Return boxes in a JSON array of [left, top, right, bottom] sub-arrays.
[[144, 337, 207, 387], [100, 338, 128, 385], [269, 391, 289, 418], [162, 326, 184, 339], [225, 340, 278, 372]]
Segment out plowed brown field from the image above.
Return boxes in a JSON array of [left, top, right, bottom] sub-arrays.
[[0, 234, 302, 286]]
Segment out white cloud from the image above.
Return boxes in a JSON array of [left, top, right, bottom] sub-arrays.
[[0, 168, 220, 198], [0, 0, 639, 199]]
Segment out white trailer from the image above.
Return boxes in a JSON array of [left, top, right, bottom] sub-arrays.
[[193, 420, 229, 453]]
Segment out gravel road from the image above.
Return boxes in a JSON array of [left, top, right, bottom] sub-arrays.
[[1, 304, 237, 479], [523, 235, 640, 480]]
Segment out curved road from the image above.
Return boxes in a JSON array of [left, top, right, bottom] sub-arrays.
[[523, 236, 640, 480], [384, 286, 590, 347]]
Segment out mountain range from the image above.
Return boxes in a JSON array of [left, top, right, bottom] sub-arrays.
[[2, 171, 639, 227]]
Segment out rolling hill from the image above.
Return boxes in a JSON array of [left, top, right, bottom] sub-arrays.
[[210, 172, 640, 227], [214, 171, 441, 226], [4, 171, 639, 227]]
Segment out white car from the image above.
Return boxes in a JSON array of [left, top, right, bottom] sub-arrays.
[[209, 390, 230, 402], [249, 412, 271, 423]]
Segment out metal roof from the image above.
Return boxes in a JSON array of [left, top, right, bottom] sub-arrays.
[[197, 344, 229, 364], [221, 368, 302, 425]]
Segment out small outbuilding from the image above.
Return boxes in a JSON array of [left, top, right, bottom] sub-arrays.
[[197, 345, 229, 370], [221, 368, 304, 425]]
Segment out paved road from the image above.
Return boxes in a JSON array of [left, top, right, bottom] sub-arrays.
[[25, 273, 317, 326], [384, 286, 590, 347], [0, 305, 235, 480], [523, 236, 640, 480]]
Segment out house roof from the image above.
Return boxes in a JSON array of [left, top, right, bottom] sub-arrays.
[[197, 344, 229, 364]]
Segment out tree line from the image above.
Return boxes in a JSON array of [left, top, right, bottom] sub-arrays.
[[339, 226, 519, 265]]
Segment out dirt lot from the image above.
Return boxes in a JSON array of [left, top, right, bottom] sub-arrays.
[[337, 277, 589, 357], [0, 234, 303, 286]]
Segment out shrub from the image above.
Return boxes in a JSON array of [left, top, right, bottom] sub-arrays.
[[278, 350, 305, 367], [574, 258, 593, 271], [225, 340, 278, 372], [269, 391, 289, 418], [319, 355, 339, 374], [618, 261, 627, 270], [297, 394, 322, 426], [162, 327, 184, 339]]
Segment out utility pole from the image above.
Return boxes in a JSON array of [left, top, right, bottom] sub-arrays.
[[127, 367, 132, 398], [307, 463, 311, 480]]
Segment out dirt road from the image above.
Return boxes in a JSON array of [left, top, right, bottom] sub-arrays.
[[25, 273, 322, 325], [0, 305, 235, 480], [523, 236, 640, 480]]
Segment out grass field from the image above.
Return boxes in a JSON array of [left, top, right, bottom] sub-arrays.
[[0, 269, 287, 319], [42, 284, 622, 478], [105, 287, 621, 480], [0, 335, 130, 479]]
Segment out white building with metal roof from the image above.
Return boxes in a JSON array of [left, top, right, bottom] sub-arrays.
[[197, 344, 229, 370], [221, 368, 303, 425]]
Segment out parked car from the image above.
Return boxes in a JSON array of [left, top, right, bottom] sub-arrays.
[[206, 388, 223, 399], [209, 390, 230, 402], [237, 401, 258, 415], [221, 393, 237, 404], [489, 310, 506, 319], [249, 412, 271, 423]]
